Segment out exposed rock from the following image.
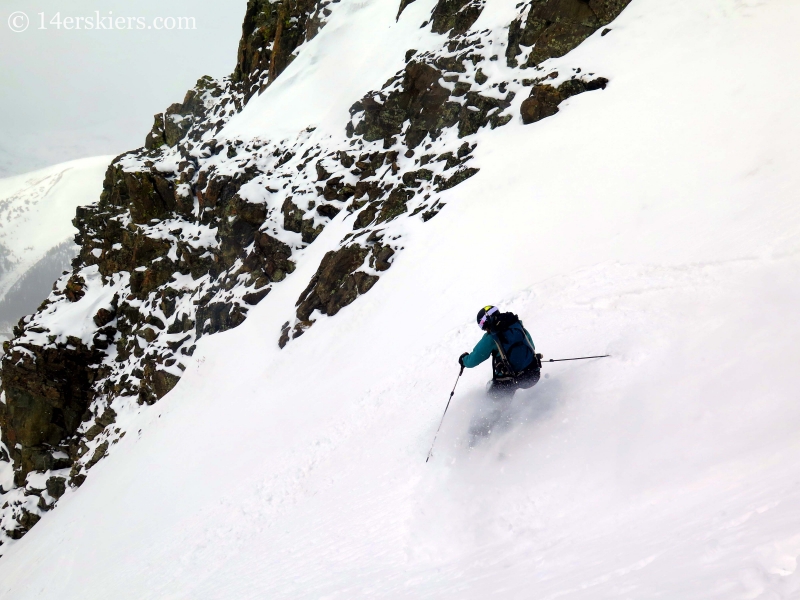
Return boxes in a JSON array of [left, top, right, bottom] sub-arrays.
[[46, 476, 67, 500], [354, 202, 380, 230], [145, 77, 230, 149], [93, 307, 116, 328], [352, 61, 457, 149], [103, 166, 177, 225], [145, 114, 167, 150], [507, 0, 633, 68], [457, 90, 516, 137], [377, 188, 413, 224], [282, 198, 305, 233], [434, 166, 480, 191], [295, 245, 377, 321], [397, 0, 417, 20], [322, 177, 355, 202], [588, 0, 634, 22], [520, 77, 608, 124], [243, 287, 271, 306], [402, 169, 434, 187], [316, 203, 341, 219], [233, 0, 334, 101], [350, 56, 514, 153], [0, 341, 102, 486], [85, 441, 109, 469], [278, 323, 290, 349], [7, 509, 40, 539], [254, 231, 295, 281], [140, 363, 181, 405], [64, 274, 86, 302], [370, 244, 395, 272], [430, 0, 485, 36]]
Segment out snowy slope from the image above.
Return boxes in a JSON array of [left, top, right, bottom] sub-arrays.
[[2, 0, 800, 598], [0, 157, 112, 331]]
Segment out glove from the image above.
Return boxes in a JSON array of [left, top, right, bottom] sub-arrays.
[[458, 352, 469, 367]]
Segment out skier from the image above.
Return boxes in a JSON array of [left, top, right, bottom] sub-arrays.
[[459, 306, 541, 400]]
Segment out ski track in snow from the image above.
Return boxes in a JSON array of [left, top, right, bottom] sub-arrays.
[[2, 0, 800, 597]]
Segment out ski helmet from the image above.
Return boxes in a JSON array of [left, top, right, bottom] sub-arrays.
[[477, 305, 499, 330]]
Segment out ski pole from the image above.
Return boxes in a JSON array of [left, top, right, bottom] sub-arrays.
[[426, 366, 464, 463], [542, 354, 611, 363]]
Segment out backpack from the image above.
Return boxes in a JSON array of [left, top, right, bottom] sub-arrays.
[[489, 313, 535, 377]]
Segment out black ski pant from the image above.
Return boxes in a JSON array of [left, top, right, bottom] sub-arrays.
[[486, 365, 541, 400]]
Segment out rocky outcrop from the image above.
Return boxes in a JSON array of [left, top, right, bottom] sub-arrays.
[[507, 0, 631, 68], [507, 0, 632, 126], [430, 0, 485, 36], [0, 71, 287, 536], [397, 0, 485, 32], [0, 341, 99, 486], [296, 245, 378, 320], [145, 77, 236, 151], [233, 0, 335, 101], [349, 60, 514, 150], [520, 76, 608, 124]]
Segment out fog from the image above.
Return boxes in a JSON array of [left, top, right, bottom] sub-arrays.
[[0, 0, 247, 177]]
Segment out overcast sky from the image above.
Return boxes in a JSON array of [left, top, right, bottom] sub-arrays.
[[0, 0, 248, 177]]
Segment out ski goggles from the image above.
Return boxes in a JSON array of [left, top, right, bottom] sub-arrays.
[[479, 306, 498, 330]]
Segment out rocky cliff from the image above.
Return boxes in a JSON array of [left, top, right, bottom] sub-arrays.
[[0, 0, 632, 548]]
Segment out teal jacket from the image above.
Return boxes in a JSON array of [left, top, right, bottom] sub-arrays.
[[462, 328, 535, 369]]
